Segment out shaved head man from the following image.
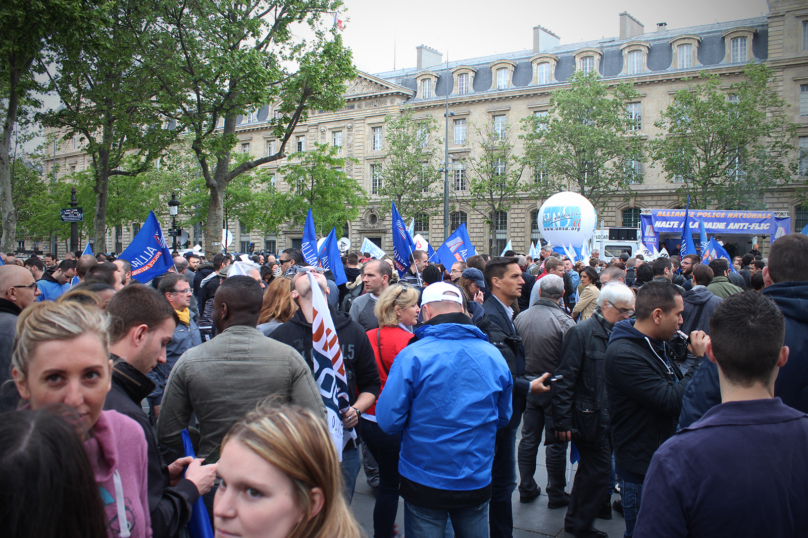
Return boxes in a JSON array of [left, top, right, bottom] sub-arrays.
[[0, 265, 41, 410]]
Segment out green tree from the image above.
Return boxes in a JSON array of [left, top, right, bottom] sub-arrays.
[[650, 64, 798, 210], [460, 121, 527, 254], [150, 0, 355, 257], [0, 0, 106, 251], [377, 108, 442, 222], [521, 70, 645, 211], [278, 142, 366, 236], [40, 0, 178, 250]]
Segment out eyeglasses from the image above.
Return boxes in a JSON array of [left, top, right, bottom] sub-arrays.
[[170, 288, 192, 295], [284, 265, 325, 278], [394, 282, 412, 301], [11, 282, 37, 290], [279, 258, 293, 264], [607, 301, 634, 317]]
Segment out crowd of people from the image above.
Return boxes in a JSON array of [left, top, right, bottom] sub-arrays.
[[0, 233, 806, 538]]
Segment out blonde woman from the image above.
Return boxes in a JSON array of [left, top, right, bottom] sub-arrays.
[[214, 403, 362, 538], [257, 277, 298, 336], [573, 266, 601, 322], [363, 283, 420, 538], [11, 301, 151, 538]]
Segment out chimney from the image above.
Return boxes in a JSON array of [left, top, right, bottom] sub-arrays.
[[657, 22, 668, 32], [533, 25, 560, 53], [417, 45, 443, 71], [619, 12, 644, 40]]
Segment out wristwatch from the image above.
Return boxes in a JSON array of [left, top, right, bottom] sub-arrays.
[[352, 406, 362, 419]]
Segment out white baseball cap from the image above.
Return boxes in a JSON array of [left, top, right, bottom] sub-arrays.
[[420, 282, 464, 306]]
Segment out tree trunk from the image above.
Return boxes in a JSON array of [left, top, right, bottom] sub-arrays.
[[0, 55, 30, 253], [204, 182, 224, 258], [94, 144, 111, 253]]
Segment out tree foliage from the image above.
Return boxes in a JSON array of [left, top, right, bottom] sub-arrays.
[[278, 142, 365, 236], [460, 121, 527, 254], [377, 108, 442, 222], [521, 70, 644, 211], [650, 63, 798, 210], [148, 0, 355, 256], [0, 0, 108, 251]]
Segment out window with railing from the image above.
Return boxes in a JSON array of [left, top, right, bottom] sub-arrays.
[[371, 163, 382, 194], [493, 115, 506, 140], [627, 102, 642, 131], [372, 127, 383, 151], [622, 207, 641, 228], [628, 160, 642, 184], [454, 119, 467, 144], [454, 167, 466, 191], [451, 211, 467, 232]]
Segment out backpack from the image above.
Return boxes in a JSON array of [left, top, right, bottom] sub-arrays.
[[340, 284, 363, 313]]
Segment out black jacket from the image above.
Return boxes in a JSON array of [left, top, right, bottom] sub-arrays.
[[517, 271, 536, 313], [193, 263, 214, 298], [103, 358, 199, 538], [552, 309, 613, 445], [483, 294, 530, 429], [625, 267, 636, 287], [0, 299, 21, 412], [681, 286, 722, 335], [271, 305, 381, 410], [604, 320, 701, 479]]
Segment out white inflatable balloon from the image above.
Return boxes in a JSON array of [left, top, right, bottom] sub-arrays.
[[537, 192, 597, 248]]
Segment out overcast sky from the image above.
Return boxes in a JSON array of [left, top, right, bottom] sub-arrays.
[[341, 0, 769, 74]]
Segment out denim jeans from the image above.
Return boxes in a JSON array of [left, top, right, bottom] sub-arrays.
[[621, 480, 643, 538], [341, 445, 362, 504], [361, 419, 401, 538], [405, 500, 489, 538]]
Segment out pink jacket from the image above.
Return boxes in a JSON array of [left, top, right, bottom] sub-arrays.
[[85, 410, 152, 538]]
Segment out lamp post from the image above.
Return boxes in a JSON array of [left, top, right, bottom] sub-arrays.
[[443, 70, 455, 241], [69, 187, 79, 254], [168, 192, 180, 254]]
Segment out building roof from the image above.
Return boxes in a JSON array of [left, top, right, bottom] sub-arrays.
[[374, 16, 768, 99]]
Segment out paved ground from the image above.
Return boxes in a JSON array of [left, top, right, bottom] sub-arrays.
[[350, 434, 625, 538]]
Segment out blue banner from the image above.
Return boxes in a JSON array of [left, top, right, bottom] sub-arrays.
[[640, 215, 658, 251], [119, 211, 174, 283], [648, 209, 781, 236], [427, 243, 438, 263], [301, 209, 319, 266], [772, 217, 790, 243], [679, 198, 698, 258], [391, 202, 416, 277], [704, 238, 738, 273], [699, 218, 710, 263], [318, 228, 347, 286], [436, 223, 477, 273]]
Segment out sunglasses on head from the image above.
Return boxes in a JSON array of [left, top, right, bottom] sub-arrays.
[[284, 265, 325, 278]]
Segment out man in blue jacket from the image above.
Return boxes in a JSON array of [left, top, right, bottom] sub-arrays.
[[679, 234, 808, 428], [635, 292, 808, 538], [36, 259, 75, 301], [377, 282, 521, 538]]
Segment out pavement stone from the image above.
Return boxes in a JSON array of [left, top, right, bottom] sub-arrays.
[[350, 431, 626, 537]]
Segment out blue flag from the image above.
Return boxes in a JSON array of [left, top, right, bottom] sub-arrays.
[[802, 223, 808, 236], [119, 211, 174, 283], [699, 218, 710, 264], [301, 209, 319, 266], [706, 238, 739, 273], [436, 223, 477, 273], [181, 430, 215, 538], [0, 255, 4, 266], [318, 228, 347, 286], [427, 243, 438, 263], [72, 242, 93, 286], [679, 197, 697, 258], [391, 202, 417, 277]]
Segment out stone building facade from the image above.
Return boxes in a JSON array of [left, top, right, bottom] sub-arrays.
[[41, 0, 808, 257]]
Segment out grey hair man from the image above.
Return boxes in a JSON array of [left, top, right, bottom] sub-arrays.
[[599, 266, 626, 286], [553, 283, 636, 535], [514, 274, 576, 507]]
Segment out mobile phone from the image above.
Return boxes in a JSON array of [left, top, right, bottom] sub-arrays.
[[550, 375, 563, 383], [202, 445, 221, 465], [676, 330, 692, 345]]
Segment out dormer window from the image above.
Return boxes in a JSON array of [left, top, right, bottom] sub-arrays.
[[722, 27, 755, 64], [451, 66, 477, 96], [670, 35, 701, 70], [415, 71, 438, 100], [574, 48, 603, 76], [620, 42, 650, 76], [489, 60, 515, 91], [530, 54, 558, 85]]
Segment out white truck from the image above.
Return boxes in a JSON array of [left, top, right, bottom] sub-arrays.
[[589, 227, 644, 261]]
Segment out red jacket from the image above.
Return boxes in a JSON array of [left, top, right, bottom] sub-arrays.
[[365, 325, 413, 418]]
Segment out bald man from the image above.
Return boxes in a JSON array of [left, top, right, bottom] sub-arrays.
[[0, 265, 41, 411]]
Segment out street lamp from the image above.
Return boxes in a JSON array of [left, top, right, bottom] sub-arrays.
[[443, 94, 455, 241], [168, 192, 180, 254]]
